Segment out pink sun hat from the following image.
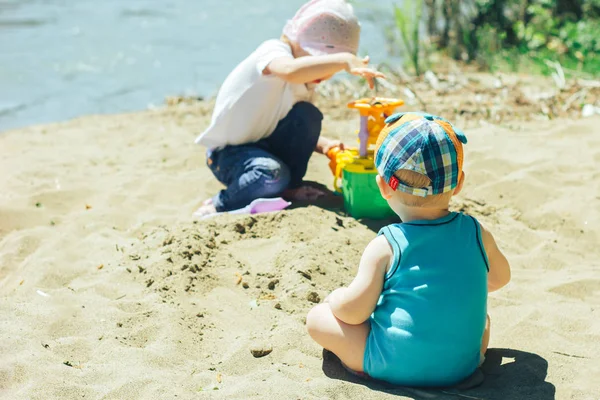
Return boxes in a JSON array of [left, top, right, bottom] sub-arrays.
[[283, 0, 361, 56]]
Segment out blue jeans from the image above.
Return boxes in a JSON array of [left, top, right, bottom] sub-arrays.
[[207, 101, 323, 212]]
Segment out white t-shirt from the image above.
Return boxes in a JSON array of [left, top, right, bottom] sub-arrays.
[[195, 39, 313, 149]]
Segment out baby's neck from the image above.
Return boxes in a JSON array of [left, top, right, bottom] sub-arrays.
[[396, 205, 451, 223]]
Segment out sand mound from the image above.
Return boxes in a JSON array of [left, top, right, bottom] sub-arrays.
[[125, 209, 369, 313]]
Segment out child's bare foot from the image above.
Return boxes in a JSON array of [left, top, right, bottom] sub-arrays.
[[283, 185, 329, 201], [193, 201, 217, 218]]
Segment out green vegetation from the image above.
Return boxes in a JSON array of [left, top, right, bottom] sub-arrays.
[[393, 0, 425, 76], [357, 0, 600, 77], [437, 0, 600, 76]]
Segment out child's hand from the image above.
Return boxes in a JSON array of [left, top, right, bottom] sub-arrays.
[[318, 138, 345, 156], [345, 55, 386, 89]]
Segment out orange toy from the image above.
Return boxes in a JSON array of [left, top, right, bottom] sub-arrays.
[[347, 97, 405, 157], [326, 97, 404, 192]]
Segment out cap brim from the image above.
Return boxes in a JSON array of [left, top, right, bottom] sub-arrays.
[[301, 43, 357, 56], [302, 46, 340, 56]]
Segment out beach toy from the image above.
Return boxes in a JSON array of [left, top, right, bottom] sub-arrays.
[[348, 97, 405, 157], [197, 197, 291, 220], [326, 97, 404, 219], [229, 197, 291, 215]]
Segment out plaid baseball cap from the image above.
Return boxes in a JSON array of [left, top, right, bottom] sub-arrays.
[[374, 112, 468, 197]]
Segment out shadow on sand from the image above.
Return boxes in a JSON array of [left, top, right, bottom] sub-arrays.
[[321, 348, 555, 400], [287, 181, 400, 233]]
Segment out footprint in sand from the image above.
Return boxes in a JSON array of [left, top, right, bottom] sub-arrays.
[[549, 279, 600, 301]]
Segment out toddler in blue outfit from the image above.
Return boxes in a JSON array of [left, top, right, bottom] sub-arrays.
[[306, 112, 512, 387]]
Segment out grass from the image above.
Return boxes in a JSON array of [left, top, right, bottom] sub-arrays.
[[479, 48, 600, 79]]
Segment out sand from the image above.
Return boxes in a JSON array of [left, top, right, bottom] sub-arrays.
[[0, 99, 599, 400]]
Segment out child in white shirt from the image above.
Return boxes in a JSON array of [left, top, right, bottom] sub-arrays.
[[194, 0, 384, 216]]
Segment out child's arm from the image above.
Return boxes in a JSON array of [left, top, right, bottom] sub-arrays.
[[265, 53, 384, 89], [327, 235, 392, 325], [480, 224, 511, 292], [315, 137, 344, 155]]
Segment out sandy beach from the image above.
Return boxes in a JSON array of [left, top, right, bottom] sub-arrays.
[[1, 94, 599, 399]]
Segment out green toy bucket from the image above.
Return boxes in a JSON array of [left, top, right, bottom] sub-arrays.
[[341, 159, 396, 219]]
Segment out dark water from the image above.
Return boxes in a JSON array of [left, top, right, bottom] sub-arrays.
[[0, 0, 398, 132]]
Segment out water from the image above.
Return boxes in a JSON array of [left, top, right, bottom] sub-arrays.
[[0, 0, 398, 132]]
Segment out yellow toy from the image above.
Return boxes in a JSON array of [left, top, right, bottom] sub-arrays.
[[326, 97, 404, 219], [327, 97, 405, 191]]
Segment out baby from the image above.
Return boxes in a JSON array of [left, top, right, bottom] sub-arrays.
[[306, 112, 511, 386]]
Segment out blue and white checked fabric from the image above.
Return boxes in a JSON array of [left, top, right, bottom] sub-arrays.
[[375, 112, 468, 197]]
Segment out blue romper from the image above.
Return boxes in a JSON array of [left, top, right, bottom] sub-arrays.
[[363, 212, 489, 387]]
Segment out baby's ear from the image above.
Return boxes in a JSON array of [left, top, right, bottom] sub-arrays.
[[376, 175, 394, 200]]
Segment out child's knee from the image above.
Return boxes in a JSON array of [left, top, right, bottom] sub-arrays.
[[249, 157, 291, 196], [306, 305, 320, 334], [306, 303, 328, 338]]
